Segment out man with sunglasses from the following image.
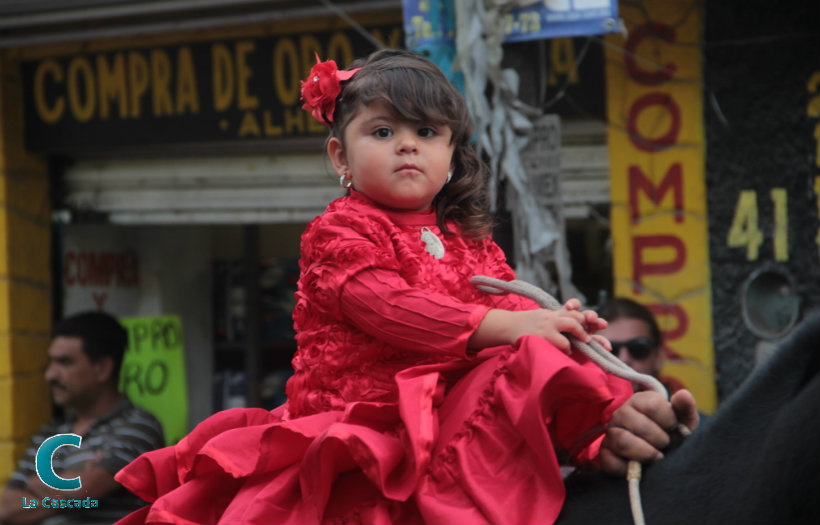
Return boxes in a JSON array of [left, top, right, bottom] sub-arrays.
[[597, 297, 667, 391]]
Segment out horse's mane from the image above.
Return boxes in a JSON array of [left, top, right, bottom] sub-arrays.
[[690, 310, 820, 438], [718, 309, 820, 414]]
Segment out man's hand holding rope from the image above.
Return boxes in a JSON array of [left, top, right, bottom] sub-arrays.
[[600, 389, 700, 476]]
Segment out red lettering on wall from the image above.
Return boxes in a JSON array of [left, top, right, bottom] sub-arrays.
[[92, 292, 108, 310], [64, 252, 76, 285], [624, 22, 677, 85], [64, 251, 140, 288], [629, 163, 684, 224], [632, 234, 686, 292], [627, 92, 681, 151]]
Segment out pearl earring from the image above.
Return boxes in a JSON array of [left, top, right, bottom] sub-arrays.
[[446, 171, 453, 183], [339, 173, 352, 188]]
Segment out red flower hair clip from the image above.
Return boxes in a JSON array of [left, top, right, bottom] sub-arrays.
[[300, 53, 360, 126]]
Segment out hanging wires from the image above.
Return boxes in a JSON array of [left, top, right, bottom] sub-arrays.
[[316, 0, 386, 50], [542, 36, 594, 110]]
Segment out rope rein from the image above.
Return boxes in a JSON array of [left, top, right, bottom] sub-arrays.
[[470, 276, 691, 525]]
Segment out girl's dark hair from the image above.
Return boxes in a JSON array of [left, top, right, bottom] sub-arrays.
[[597, 297, 662, 347], [330, 49, 493, 239]]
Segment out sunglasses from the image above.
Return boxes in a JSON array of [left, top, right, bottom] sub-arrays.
[[610, 337, 656, 360]]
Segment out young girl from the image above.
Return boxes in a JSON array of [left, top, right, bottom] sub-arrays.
[[115, 49, 698, 525]]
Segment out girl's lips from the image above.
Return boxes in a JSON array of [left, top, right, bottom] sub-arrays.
[[396, 164, 421, 173]]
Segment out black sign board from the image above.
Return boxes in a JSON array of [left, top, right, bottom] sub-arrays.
[[21, 25, 403, 151], [704, 0, 820, 399]]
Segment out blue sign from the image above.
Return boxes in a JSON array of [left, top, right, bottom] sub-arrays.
[[503, 1, 619, 41], [403, 0, 456, 47], [403, 0, 619, 47], [402, 0, 463, 93]]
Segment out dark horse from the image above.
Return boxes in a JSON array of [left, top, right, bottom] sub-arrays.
[[558, 312, 820, 525]]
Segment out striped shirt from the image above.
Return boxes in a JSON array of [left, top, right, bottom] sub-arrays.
[[6, 397, 164, 524]]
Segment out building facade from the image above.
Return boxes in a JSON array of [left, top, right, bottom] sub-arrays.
[[1, 0, 818, 486]]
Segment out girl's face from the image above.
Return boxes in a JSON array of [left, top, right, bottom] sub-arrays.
[[328, 100, 454, 211]]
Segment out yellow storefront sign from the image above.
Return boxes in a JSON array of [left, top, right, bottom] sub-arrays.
[[605, 0, 717, 413]]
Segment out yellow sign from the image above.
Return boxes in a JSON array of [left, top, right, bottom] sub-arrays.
[[118, 315, 188, 445], [605, 0, 717, 412]]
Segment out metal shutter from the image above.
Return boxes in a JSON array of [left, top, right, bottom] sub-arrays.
[[61, 154, 341, 224]]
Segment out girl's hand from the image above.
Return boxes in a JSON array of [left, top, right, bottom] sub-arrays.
[[565, 298, 611, 351], [507, 307, 602, 353], [599, 389, 700, 476], [590, 333, 613, 351], [469, 301, 607, 352], [563, 298, 608, 331]]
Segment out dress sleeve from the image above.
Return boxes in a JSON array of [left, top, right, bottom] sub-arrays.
[[487, 290, 541, 312], [552, 366, 634, 468], [340, 268, 492, 357], [297, 209, 402, 322]]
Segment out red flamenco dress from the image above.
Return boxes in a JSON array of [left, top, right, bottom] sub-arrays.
[[115, 191, 631, 524]]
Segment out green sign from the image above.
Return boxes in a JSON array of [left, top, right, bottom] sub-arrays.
[[118, 315, 188, 445]]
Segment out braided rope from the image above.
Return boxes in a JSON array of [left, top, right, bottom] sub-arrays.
[[470, 276, 691, 525]]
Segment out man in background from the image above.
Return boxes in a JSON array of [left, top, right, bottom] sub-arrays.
[[597, 297, 670, 391], [0, 311, 164, 524]]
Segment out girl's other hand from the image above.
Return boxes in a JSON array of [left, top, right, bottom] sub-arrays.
[[564, 298, 608, 332], [590, 334, 612, 351]]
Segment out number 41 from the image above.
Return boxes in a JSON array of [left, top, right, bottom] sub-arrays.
[[727, 188, 788, 261]]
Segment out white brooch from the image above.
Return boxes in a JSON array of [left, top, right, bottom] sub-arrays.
[[420, 227, 445, 259]]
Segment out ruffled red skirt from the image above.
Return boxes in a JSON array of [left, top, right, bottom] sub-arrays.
[[115, 336, 631, 524]]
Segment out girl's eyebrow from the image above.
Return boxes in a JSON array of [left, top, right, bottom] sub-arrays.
[[362, 114, 395, 126], [363, 115, 441, 128]]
